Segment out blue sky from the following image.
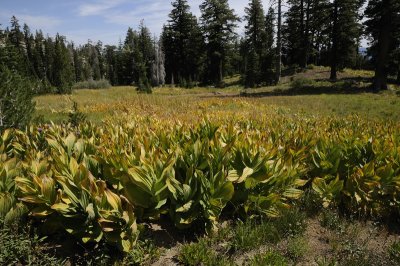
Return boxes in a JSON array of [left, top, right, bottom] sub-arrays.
[[0, 0, 266, 45]]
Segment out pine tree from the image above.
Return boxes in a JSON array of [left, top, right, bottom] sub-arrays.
[[276, 0, 283, 82], [200, 0, 239, 87], [284, 0, 305, 67], [23, 23, 36, 77], [53, 34, 74, 93], [307, 0, 331, 66], [225, 35, 242, 77], [95, 41, 105, 79], [88, 40, 101, 80], [243, 0, 267, 88], [72, 42, 83, 83], [0, 65, 35, 130], [44, 36, 55, 86], [163, 0, 204, 87], [116, 39, 125, 85], [161, 25, 175, 85], [104, 45, 119, 85], [122, 28, 136, 85], [397, 48, 400, 84], [9, 16, 22, 48], [32, 31, 46, 81], [263, 7, 276, 84], [0, 33, 25, 74], [134, 22, 153, 93], [2, 17, 28, 75], [365, 0, 400, 91], [329, 0, 364, 80], [283, 0, 331, 68]]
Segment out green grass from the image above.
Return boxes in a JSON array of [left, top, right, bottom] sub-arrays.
[[122, 239, 161, 265], [230, 220, 280, 252], [0, 224, 64, 266], [35, 88, 400, 123], [34, 67, 400, 124], [287, 236, 309, 261], [178, 238, 232, 266], [248, 251, 288, 266]]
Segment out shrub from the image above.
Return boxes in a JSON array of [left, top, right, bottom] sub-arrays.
[[249, 251, 288, 266], [72, 79, 111, 90], [290, 78, 315, 90], [0, 66, 35, 130], [68, 101, 86, 127], [122, 240, 160, 265], [307, 64, 316, 70], [178, 241, 232, 266]]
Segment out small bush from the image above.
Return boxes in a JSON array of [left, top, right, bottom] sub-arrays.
[[179, 239, 212, 265], [72, 79, 111, 90], [68, 101, 86, 127], [178, 238, 231, 266], [249, 251, 288, 266], [290, 78, 316, 90], [307, 64, 316, 70], [122, 239, 160, 265]]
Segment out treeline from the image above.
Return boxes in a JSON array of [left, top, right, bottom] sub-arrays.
[[1, 0, 400, 94], [0, 17, 164, 94], [161, 0, 400, 90]]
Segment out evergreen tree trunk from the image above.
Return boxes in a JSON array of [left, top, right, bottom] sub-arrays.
[[276, 0, 282, 83], [218, 58, 223, 87], [299, 0, 305, 68], [373, 15, 391, 91], [397, 61, 400, 84], [330, 0, 338, 81], [303, 1, 311, 68]]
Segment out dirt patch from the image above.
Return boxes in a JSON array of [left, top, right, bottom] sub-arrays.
[[151, 246, 180, 266]]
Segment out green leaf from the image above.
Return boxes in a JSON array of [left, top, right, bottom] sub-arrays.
[[175, 201, 193, 213]]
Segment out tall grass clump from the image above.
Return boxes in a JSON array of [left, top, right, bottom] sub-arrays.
[[72, 79, 111, 90]]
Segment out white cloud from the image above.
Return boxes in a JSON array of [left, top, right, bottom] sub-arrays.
[[78, 0, 129, 16], [0, 11, 62, 31], [79, 0, 171, 36], [72, 0, 276, 39], [18, 14, 62, 29]]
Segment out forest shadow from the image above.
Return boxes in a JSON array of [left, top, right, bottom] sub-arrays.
[[314, 76, 373, 83], [141, 217, 205, 249], [239, 79, 375, 98]]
